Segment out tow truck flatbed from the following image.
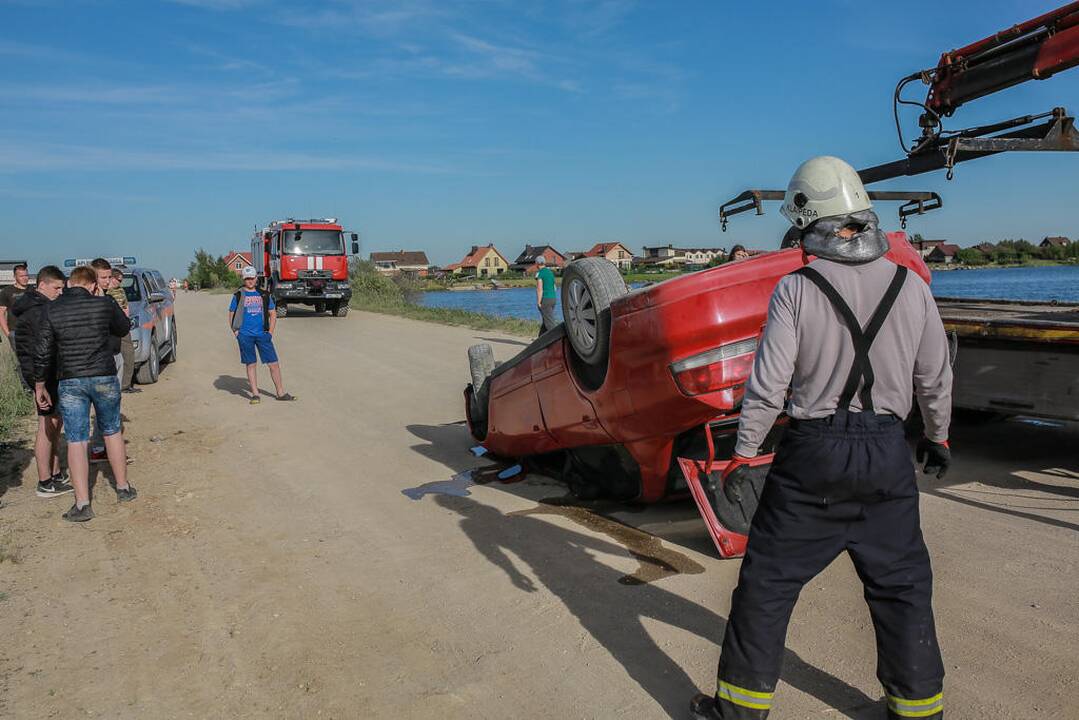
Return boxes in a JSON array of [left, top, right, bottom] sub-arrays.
[[935, 297, 1079, 420], [937, 297, 1079, 344]]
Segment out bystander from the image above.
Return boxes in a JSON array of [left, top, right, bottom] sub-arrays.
[[11, 265, 71, 498], [33, 265, 135, 522], [0, 263, 30, 349]]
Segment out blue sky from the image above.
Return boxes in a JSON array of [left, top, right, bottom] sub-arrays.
[[2, 0, 1078, 277]]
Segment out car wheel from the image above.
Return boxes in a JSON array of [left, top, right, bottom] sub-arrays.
[[315, 302, 325, 313], [561, 258, 627, 367], [276, 303, 288, 319], [136, 341, 160, 384], [165, 323, 177, 364], [467, 343, 495, 392], [333, 303, 349, 317]]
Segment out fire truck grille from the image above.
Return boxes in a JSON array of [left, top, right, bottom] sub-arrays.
[[296, 270, 333, 280]]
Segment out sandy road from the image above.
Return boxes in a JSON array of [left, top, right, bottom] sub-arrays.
[[1, 291, 1077, 719]]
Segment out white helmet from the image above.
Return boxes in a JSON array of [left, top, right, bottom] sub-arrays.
[[781, 156, 888, 263], [780, 156, 871, 229]]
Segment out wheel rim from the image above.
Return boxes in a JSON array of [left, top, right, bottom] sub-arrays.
[[565, 278, 597, 354], [151, 345, 159, 375]]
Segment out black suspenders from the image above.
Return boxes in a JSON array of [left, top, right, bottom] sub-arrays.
[[792, 264, 908, 413]]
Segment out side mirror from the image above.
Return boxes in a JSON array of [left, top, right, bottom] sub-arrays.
[[351, 233, 360, 255], [148, 291, 166, 303]]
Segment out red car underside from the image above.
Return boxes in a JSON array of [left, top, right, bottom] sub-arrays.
[[466, 233, 931, 557]]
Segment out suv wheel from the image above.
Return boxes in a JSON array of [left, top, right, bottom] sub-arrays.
[[165, 324, 178, 364], [136, 341, 160, 384]]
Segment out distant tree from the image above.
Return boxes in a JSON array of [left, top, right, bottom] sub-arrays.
[[186, 248, 241, 289], [910, 233, 926, 244], [955, 248, 988, 266]]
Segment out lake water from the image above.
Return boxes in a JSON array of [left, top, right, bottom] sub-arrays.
[[417, 265, 1079, 321]]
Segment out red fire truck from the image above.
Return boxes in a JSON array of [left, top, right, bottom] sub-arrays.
[[251, 218, 359, 317]]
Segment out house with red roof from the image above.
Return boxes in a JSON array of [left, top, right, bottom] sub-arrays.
[[583, 242, 634, 271], [450, 245, 510, 277], [223, 251, 253, 273], [510, 245, 566, 274], [925, 243, 961, 264]]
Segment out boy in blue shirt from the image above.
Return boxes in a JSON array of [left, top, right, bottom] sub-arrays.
[[228, 267, 294, 404]]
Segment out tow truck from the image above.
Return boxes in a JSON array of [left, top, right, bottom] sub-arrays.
[[251, 218, 360, 318], [719, 1, 1079, 424]]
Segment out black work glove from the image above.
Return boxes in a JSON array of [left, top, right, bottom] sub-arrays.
[[916, 438, 951, 480], [721, 455, 755, 504]]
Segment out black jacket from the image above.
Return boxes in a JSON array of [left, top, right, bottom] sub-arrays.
[[33, 286, 130, 382], [11, 289, 55, 385]]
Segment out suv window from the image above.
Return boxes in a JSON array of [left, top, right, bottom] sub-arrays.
[[151, 271, 165, 290], [120, 274, 142, 302]]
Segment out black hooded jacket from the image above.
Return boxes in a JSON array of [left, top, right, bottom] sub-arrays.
[[11, 289, 54, 385], [32, 286, 129, 382]]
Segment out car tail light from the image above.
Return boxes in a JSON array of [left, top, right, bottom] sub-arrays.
[[670, 338, 758, 396]]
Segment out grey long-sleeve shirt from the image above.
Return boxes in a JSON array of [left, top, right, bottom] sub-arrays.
[[734, 257, 952, 458]]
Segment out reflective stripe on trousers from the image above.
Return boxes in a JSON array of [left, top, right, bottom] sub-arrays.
[[888, 691, 943, 718]]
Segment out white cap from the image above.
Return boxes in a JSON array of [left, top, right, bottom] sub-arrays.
[[242, 266, 257, 279], [535, 255, 546, 265]]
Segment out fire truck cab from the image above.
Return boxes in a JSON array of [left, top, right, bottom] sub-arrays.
[[251, 218, 359, 317]]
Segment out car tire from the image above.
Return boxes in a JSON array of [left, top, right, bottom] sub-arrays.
[[276, 303, 288, 319], [333, 303, 349, 317], [165, 323, 178, 364], [136, 341, 160, 384], [468, 343, 495, 392], [561, 258, 627, 367], [315, 302, 325, 313]]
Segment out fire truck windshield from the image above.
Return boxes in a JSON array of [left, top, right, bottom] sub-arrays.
[[282, 230, 344, 256]]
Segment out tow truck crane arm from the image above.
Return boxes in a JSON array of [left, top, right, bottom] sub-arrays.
[[719, 2, 1079, 229]]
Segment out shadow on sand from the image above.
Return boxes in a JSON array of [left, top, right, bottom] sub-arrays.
[[213, 375, 275, 399], [434, 493, 883, 718], [405, 422, 882, 716], [0, 441, 33, 505]]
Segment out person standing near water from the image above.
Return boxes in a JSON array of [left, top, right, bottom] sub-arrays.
[[535, 256, 558, 334]]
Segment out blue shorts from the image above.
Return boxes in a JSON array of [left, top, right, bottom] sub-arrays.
[[237, 333, 279, 365], [59, 375, 121, 444]]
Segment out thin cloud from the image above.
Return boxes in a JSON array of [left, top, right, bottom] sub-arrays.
[[167, 0, 261, 9], [276, 0, 447, 37], [0, 141, 460, 174], [565, 0, 638, 37], [182, 44, 273, 74]]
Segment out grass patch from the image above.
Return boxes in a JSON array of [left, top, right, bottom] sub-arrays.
[[0, 350, 33, 443], [349, 261, 540, 337]]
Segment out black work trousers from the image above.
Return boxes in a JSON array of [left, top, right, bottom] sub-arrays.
[[715, 410, 944, 719]]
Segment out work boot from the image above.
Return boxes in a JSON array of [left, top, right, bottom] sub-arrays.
[[690, 694, 723, 719]]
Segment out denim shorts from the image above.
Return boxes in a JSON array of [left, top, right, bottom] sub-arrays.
[[59, 375, 122, 443], [237, 333, 279, 365]]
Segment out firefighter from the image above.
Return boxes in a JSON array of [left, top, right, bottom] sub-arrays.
[[691, 156, 953, 720]]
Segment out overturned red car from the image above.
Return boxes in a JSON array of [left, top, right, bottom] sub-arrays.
[[465, 233, 931, 558]]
